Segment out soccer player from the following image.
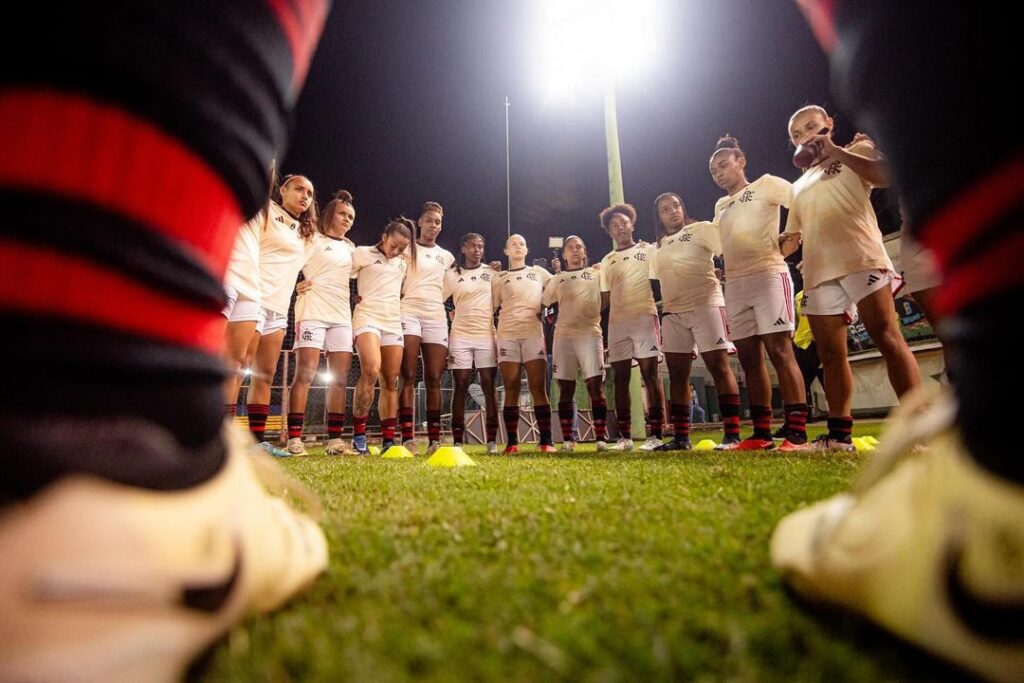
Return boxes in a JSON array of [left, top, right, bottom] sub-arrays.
[[444, 233, 500, 454], [0, 2, 331, 678], [542, 235, 609, 452], [650, 193, 741, 451], [598, 203, 667, 451], [286, 190, 357, 456], [773, 5, 1022, 680], [780, 105, 920, 450], [710, 136, 810, 450], [399, 201, 455, 455], [243, 174, 319, 457], [350, 218, 414, 454], [493, 234, 555, 454]]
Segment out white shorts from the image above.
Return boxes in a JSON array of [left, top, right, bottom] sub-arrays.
[[803, 269, 903, 318], [354, 325, 404, 347], [222, 286, 263, 326], [725, 271, 795, 340], [662, 307, 734, 355], [259, 307, 288, 335], [900, 233, 941, 294], [401, 315, 449, 346], [448, 336, 497, 370], [294, 320, 353, 353], [607, 315, 661, 363], [552, 335, 604, 381], [497, 336, 547, 364]]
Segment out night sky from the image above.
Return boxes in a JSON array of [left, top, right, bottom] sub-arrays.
[[283, 1, 875, 264]]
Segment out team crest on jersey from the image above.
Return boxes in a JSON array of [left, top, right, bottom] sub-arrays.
[[482, 273, 492, 282], [679, 233, 692, 243], [824, 161, 843, 176], [633, 252, 647, 262], [526, 272, 538, 281], [581, 272, 593, 280], [435, 254, 447, 264], [739, 189, 755, 203]]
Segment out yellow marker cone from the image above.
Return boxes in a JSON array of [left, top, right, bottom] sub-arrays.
[[426, 445, 477, 468], [694, 439, 717, 451], [368, 445, 381, 456], [851, 437, 875, 453], [863, 435, 880, 446], [382, 444, 414, 459]]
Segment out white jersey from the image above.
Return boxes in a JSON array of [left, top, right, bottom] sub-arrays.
[[713, 173, 792, 278], [542, 267, 602, 338], [225, 213, 261, 303], [401, 243, 456, 320], [294, 233, 354, 325], [493, 265, 551, 339], [650, 221, 724, 313], [257, 201, 307, 315], [785, 140, 894, 289], [599, 243, 657, 322], [351, 245, 408, 336], [443, 265, 496, 340]]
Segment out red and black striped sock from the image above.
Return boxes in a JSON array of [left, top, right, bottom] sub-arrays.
[[327, 412, 345, 439], [750, 405, 773, 439], [0, 2, 330, 498], [784, 403, 809, 443], [503, 406, 520, 445], [558, 402, 575, 441], [646, 404, 663, 439], [246, 404, 270, 442], [719, 393, 741, 438], [827, 416, 853, 443], [617, 409, 632, 441], [535, 404, 553, 445], [485, 413, 499, 443], [671, 404, 690, 441], [398, 407, 415, 442], [592, 398, 608, 441], [451, 418, 465, 444], [353, 414, 368, 438], [287, 412, 304, 440], [427, 410, 441, 443], [225, 404, 237, 417], [382, 417, 397, 444]]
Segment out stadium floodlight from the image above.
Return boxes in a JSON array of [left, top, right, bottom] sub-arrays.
[[319, 372, 334, 383], [243, 368, 252, 376], [531, 0, 662, 204]]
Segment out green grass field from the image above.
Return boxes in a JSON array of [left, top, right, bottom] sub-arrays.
[[196, 424, 962, 682]]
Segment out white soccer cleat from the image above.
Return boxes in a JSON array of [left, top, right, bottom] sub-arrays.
[[638, 436, 663, 451], [0, 420, 328, 683], [561, 441, 576, 453], [402, 439, 419, 456], [486, 441, 498, 455], [596, 440, 609, 452], [609, 438, 633, 452], [286, 437, 308, 456], [324, 438, 351, 456], [771, 386, 1024, 682]]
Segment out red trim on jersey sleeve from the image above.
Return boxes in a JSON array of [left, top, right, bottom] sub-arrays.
[[265, 0, 330, 87], [934, 231, 1024, 318], [0, 240, 224, 354], [0, 91, 242, 277], [917, 152, 1024, 271]]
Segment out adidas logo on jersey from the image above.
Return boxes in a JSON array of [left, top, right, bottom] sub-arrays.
[[274, 215, 287, 224], [324, 245, 333, 251], [374, 260, 382, 265], [458, 277, 465, 283]]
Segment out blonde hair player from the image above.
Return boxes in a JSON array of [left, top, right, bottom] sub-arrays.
[[444, 233, 500, 454], [542, 235, 610, 451], [598, 203, 667, 451], [285, 190, 357, 456], [781, 105, 921, 450], [709, 135, 811, 450], [650, 193, 741, 451], [492, 234, 555, 454], [243, 173, 318, 457], [349, 218, 414, 454], [398, 201, 456, 455]]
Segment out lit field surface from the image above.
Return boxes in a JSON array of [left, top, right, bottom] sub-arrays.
[[197, 423, 960, 682]]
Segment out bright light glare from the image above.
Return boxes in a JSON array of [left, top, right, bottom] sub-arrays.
[[243, 368, 252, 376], [319, 372, 334, 383], [533, 0, 662, 102]]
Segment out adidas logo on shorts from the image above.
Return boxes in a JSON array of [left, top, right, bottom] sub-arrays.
[[716, 338, 725, 345], [867, 273, 880, 285], [649, 345, 658, 351], [774, 318, 786, 326]]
